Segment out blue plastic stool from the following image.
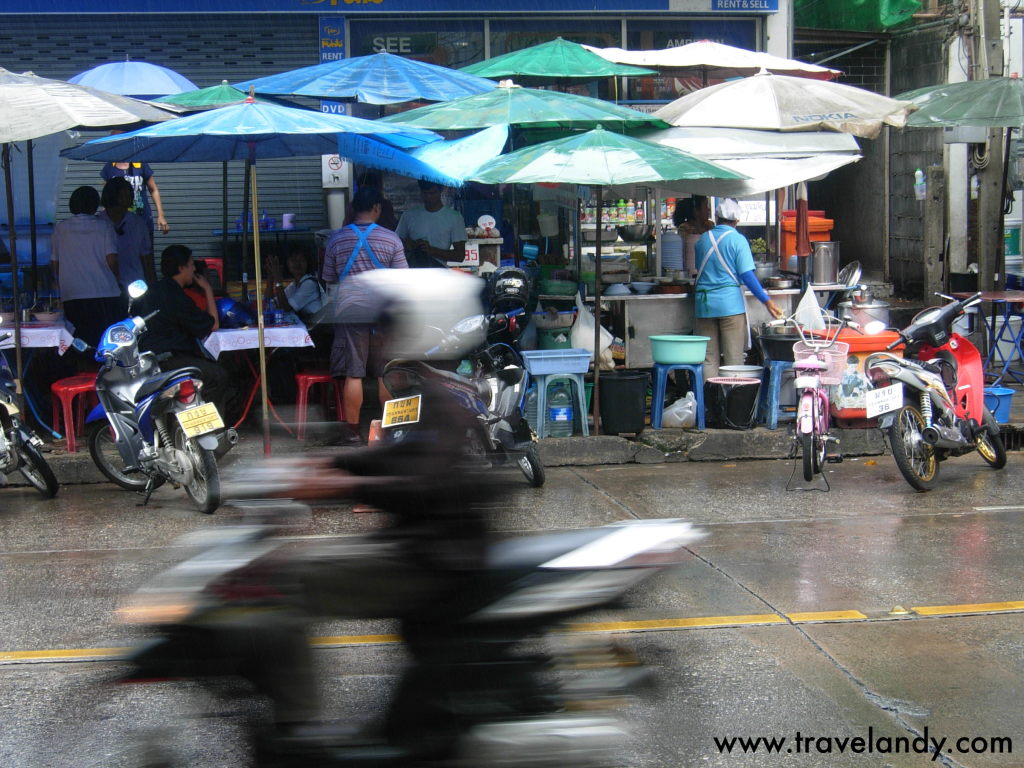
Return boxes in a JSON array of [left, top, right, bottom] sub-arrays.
[[651, 363, 705, 430], [758, 360, 797, 430], [533, 373, 589, 438]]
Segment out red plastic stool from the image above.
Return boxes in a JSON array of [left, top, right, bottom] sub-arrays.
[[51, 373, 97, 453], [294, 370, 344, 440]]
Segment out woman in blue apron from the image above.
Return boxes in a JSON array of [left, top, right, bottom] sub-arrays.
[[694, 198, 783, 379]]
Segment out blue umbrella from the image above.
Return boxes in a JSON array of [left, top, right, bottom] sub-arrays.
[[61, 97, 439, 454], [69, 60, 199, 99], [336, 124, 508, 188], [235, 51, 495, 105]]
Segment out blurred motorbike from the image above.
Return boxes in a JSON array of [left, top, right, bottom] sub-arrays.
[[115, 482, 704, 766], [0, 330, 58, 497], [75, 280, 225, 513], [865, 291, 1006, 491]]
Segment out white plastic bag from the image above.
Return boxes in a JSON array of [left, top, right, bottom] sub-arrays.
[[661, 392, 697, 429], [793, 287, 826, 331], [571, 292, 614, 368]]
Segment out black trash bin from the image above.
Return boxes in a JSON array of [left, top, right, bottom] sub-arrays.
[[598, 371, 648, 435], [705, 376, 761, 430]]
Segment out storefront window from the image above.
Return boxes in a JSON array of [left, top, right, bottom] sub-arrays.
[[488, 19, 621, 57], [624, 18, 758, 103]]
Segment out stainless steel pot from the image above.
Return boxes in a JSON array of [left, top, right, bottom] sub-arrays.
[[811, 241, 840, 284], [838, 299, 890, 327], [755, 261, 776, 282]]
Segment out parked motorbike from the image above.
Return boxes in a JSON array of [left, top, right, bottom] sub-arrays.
[[0, 331, 58, 497], [865, 291, 1007, 491], [383, 308, 545, 487], [115, 493, 704, 767], [76, 280, 225, 513]]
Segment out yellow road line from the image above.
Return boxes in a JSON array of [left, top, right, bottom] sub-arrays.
[[3, 603, 1021, 665], [911, 600, 1024, 616]]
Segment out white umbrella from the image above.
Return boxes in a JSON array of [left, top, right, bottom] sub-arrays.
[[0, 68, 179, 414], [639, 126, 861, 196], [654, 70, 915, 140], [585, 41, 840, 82]]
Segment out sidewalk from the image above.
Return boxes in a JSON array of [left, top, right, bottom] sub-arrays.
[[24, 383, 1021, 485]]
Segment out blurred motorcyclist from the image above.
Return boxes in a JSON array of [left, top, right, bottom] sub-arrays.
[[209, 271, 502, 740]]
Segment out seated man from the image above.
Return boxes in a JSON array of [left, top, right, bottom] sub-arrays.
[[139, 244, 230, 417]]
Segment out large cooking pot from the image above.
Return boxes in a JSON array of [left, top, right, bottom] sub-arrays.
[[756, 324, 801, 361], [811, 241, 840, 284], [838, 298, 890, 327]]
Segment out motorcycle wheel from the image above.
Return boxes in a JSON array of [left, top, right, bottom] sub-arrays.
[[977, 409, 1008, 469], [16, 437, 58, 498], [88, 421, 164, 492], [518, 445, 546, 488], [173, 426, 220, 514], [888, 402, 938, 492]]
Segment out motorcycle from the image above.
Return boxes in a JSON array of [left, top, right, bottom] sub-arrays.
[[382, 308, 545, 487], [76, 280, 225, 513], [864, 291, 1007, 491], [115, 494, 704, 767], [0, 330, 59, 497]]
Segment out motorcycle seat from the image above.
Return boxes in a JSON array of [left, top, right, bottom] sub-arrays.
[[133, 366, 203, 404]]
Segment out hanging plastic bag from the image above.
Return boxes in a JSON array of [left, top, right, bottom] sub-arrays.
[[793, 287, 826, 331], [661, 392, 697, 428], [571, 292, 614, 368]]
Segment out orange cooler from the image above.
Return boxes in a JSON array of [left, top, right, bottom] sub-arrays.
[[781, 217, 834, 261], [828, 329, 903, 423]]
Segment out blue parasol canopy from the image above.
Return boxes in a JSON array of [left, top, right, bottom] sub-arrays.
[[235, 51, 496, 105], [60, 98, 439, 162], [68, 60, 199, 99]]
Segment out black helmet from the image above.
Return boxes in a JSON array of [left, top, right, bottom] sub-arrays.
[[489, 266, 529, 313]]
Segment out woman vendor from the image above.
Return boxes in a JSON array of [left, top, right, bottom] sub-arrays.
[[694, 198, 784, 378]]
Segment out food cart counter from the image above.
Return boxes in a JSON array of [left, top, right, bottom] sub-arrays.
[[598, 289, 800, 369]]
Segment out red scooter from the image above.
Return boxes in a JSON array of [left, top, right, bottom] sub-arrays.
[[864, 292, 1006, 491]]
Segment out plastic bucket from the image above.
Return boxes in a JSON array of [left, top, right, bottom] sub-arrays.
[[718, 364, 763, 378], [649, 335, 709, 364], [984, 386, 1015, 424], [704, 376, 761, 430], [598, 371, 648, 435]]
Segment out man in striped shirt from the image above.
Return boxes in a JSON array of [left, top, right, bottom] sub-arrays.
[[322, 187, 408, 445]]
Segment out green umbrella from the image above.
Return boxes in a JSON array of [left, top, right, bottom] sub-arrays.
[[898, 76, 1024, 127], [460, 37, 656, 83], [380, 81, 668, 132], [471, 126, 745, 435], [153, 80, 279, 110]]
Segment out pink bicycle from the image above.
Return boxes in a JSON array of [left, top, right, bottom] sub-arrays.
[[787, 312, 849, 486]]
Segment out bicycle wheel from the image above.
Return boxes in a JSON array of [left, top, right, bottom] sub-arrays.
[[800, 432, 814, 481], [888, 402, 938, 492]]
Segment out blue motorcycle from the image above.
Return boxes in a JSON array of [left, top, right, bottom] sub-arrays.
[[78, 281, 223, 513], [0, 330, 58, 497]]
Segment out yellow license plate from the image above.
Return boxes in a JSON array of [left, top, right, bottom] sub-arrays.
[[176, 402, 224, 438], [381, 395, 421, 428]]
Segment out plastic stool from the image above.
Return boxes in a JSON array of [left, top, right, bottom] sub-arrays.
[[650, 363, 705, 430], [533, 372, 589, 438], [758, 360, 796, 430], [50, 374, 97, 453], [294, 370, 344, 440]]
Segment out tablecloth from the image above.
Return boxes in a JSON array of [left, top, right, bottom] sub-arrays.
[[203, 323, 313, 359], [0, 322, 75, 355]]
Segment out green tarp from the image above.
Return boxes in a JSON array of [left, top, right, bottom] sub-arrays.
[[795, 0, 921, 32]]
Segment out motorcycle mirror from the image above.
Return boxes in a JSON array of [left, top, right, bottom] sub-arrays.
[[127, 280, 149, 300], [71, 338, 90, 353]]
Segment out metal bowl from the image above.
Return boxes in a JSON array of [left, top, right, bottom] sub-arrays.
[[766, 277, 795, 289], [616, 224, 654, 242]]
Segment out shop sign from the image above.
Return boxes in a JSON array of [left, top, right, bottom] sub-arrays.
[[320, 16, 346, 115], [18, 0, 675, 13], [710, 0, 778, 11]]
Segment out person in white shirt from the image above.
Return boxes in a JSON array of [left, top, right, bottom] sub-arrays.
[[51, 186, 122, 348], [395, 181, 466, 268]]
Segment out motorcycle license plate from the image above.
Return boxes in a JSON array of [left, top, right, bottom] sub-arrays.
[[382, 395, 421, 428], [176, 402, 224, 438], [866, 383, 903, 419]]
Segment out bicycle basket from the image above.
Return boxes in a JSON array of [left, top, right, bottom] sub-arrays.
[[792, 340, 849, 385]]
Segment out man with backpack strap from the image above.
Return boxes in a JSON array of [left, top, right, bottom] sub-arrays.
[[322, 187, 409, 445]]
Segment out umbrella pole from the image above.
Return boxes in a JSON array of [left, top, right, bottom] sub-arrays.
[[998, 127, 1012, 291], [241, 160, 252, 280], [249, 157, 272, 456], [592, 185, 603, 436], [2, 145, 23, 415], [221, 161, 228, 263], [27, 140, 37, 302]]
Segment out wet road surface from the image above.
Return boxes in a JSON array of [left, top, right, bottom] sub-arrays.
[[2, 454, 1023, 766]]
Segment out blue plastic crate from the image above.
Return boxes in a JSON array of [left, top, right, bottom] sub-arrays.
[[521, 348, 591, 375]]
